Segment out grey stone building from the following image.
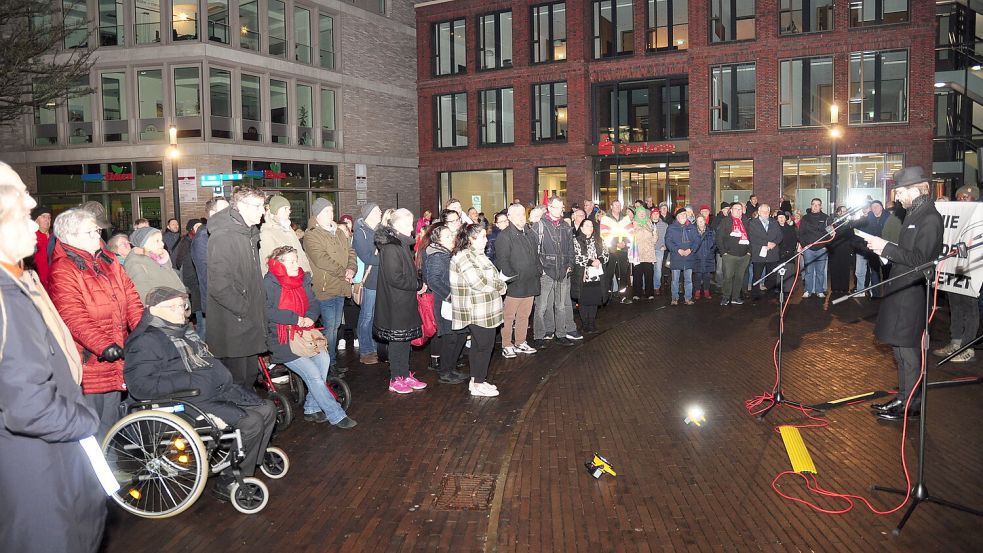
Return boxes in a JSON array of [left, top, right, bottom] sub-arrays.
[[1, 0, 418, 231]]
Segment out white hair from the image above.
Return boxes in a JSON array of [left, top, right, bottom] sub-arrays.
[[53, 208, 98, 242], [391, 208, 414, 227], [0, 161, 26, 191]]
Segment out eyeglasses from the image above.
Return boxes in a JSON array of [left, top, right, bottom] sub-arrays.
[[157, 301, 189, 311]]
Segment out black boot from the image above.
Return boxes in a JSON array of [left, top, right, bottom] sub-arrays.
[[428, 356, 440, 372]]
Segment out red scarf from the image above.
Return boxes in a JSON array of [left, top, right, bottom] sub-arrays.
[[730, 216, 749, 241], [268, 258, 310, 345]]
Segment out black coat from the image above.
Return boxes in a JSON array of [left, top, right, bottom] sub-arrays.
[[263, 272, 320, 364], [0, 270, 106, 553], [373, 225, 423, 342], [174, 234, 201, 312], [778, 223, 798, 263], [124, 311, 264, 425], [798, 210, 830, 250], [715, 216, 751, 257], [205, 207, 266, 358], [422, 244, 453, 336], [494, 223, 541, 298], [747, 217, 784, 262], [875, 197, 944, 348]]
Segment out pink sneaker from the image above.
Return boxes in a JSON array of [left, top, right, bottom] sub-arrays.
[[404, 372, 428, 390], [388, 377, 412, 394]]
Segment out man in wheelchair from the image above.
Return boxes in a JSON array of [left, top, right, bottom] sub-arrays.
[[124, 286, 276, 499]]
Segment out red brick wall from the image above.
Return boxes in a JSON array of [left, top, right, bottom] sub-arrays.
[[416, 0, 936, 213]]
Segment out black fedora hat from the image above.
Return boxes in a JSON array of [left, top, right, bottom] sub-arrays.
[[891, 167, 929, 189]]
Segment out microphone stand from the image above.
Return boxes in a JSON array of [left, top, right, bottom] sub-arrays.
[[832, 235, 983, 534], [750, 208, 859, 420]]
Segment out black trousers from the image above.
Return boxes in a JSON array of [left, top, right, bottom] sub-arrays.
[[468, 325, 496, 383], [440, 330, 468, 376], [607, 250, 630, 297], [893, 346, 922, 410], [388, 340, 411, 379], [751, 262, 777, 298], [631, 262, 655, 297], [235, 399, 277, 477], [580, 305, 599, 330], [219, 355, 258, 388]]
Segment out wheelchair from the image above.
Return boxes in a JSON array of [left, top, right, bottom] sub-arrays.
[[260, 355, 352, 422], [100, 389, 289, 518]]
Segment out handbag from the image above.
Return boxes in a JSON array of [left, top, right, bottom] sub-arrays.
[[289, 327, 328, 357], [410, 292, 437, 347], [352, 265, 372, 306]]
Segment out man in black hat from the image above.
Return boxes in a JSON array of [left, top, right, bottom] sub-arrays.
[[861, 167, 943, 421]]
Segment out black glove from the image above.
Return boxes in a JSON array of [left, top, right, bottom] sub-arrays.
[[100, 344, 124, 362]]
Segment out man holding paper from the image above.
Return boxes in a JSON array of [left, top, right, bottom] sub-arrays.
[[0, 163, 106, 553], [747, 204, 784, 301]]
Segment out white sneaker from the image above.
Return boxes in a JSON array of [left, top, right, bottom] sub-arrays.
[[950, 349, 975, 363], [502, 347, 517, 359], [817, 292, 826, 298], [338, 339, 347, 350], [469, 379, 499, 397], [354, 339, 359, 348], [933, 340, 962, 357], [802, 292, 811, 298], [515, 342, 537, 354]]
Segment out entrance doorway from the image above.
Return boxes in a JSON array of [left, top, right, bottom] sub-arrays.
[[594, 158, 690, 210]]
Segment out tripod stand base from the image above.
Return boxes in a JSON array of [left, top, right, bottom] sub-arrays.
[[755, 391, 806, 421], [871, 483, 983, 535]]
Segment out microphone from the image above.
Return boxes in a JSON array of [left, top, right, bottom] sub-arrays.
[[825, 204, 866, 233]]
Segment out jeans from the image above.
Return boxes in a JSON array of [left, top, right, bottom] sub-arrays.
[[695, 272, 713, 292], [802, 248, 828, 294], [194, 311, 206, 340], [285, 352, 347, 424], [319, 296, 345, 362], [654, 249, 666, 290], [721, 254, 751, 301], [855, 256, 868, 292], [671, 268, 693, 301], [356, 287, 378, 356], [534, 274, 576, 339]]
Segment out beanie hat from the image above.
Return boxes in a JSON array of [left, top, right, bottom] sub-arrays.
[[267, 195, 290, 216], [720, 202, 729, 210], [699, 204, 711, 212], [360, 202, 379, 220], [145, 286, 188, 307], [31, 205, 52, 220], [311, 197, 333, 218], [955, 184, 980, 201], [130, 226, 161, 249]]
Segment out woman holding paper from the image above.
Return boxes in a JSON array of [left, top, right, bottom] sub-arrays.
[[573, 219, 610, 333]]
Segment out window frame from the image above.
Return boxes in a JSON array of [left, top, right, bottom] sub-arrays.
[[850, 0, 910, 29], [208, 66, 234, 140], [709, 0, 756, 44], [433, 18, 467, 77], [592, 0, 635, 59], [592, 77, 690, 143], [778, 55, 834, 129], [646, 0, 689, 52], [531, 2, 567, 64], [848, 48, 909, 126], [532, 81, 568, 143], [779, 0, 834, 36], [477, 10, 513, 71], [478, 87, 515, 146], [710, 62, 757, 132], [434, 91, 469, 149]]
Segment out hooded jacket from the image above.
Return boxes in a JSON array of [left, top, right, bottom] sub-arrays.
[[48, 241, 144, 394], [305, 218, 356, 300], [123, 250, 187, 303], [373, 225, 423, 342], [205, 206, 266, 358], [664, 220, 702, 270], [422, 243, 453, 336]]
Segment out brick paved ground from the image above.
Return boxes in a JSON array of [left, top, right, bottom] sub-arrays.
[[100, 293, 983, 552]]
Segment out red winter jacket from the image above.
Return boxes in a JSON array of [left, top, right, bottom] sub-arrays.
[[33, 231, 50, 290], [48, 241, 144, 394]]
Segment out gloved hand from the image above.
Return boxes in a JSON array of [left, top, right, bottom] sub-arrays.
[[100, 344, 124, 362]]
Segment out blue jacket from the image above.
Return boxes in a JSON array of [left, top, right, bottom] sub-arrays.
[[352, 218, 379, 290], [191, 224, 209, 310], [664, 221, 702, 270], [692, 227, 717, 273]]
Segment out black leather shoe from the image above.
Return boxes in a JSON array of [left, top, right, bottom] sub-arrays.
[[876, 408, 920, 421], [870, 398, 902, 413]]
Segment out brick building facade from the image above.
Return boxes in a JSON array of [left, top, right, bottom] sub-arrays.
[[416, 0, 935, 216]]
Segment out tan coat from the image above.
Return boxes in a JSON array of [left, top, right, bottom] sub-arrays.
[[633, 222, 658, 263], [259, 219, 311, 275], [305, 219, 356, 300]]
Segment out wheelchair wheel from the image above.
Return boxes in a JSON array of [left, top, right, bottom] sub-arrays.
[[327, 376, 351, 411], [230, 477, 269, 514], [288, 372, 307, 406], [260, 446, 289, 479], [102, 410, 208, 519], [269, 390, 293, 430]]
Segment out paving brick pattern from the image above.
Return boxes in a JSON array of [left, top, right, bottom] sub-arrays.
[[101, 295, 982, 552]]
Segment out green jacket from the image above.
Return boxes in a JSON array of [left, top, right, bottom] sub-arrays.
[[124, 251, 186, 303], [305, 220, 356, 300]]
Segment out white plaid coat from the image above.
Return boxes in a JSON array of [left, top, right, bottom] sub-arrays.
[[449, 247, 507, 330]]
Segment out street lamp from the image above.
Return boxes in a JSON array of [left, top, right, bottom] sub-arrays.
[[169, 125, 181, 223], [829, 104, 841, 210]]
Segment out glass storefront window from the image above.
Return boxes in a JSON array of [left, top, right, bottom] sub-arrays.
[[269, 0, 287, 57], [270, 79, 288, 144], [296, 84, 314, 146], [38, 165, 85, 194], [319, 15, 335, 70], [783, 154, 903, 209], [595, 160, 689, 210], [137, 69, 165, 141], [135, 161, 164, 191], [320, 88, 336, 148], [239, 0, 259, 50], [67, 78, 93, 145], [101, 72, 128, 142], [438, 170, 513, 215], [536, 167, 567, 204], [173, 1, 199, 40], [136, 0, 161, 44], [99, 0, 125, 46], [295, 6, 312, 63], [207, 0, 230, 44], [310, 164, 336, 188], [210, 68, 232, 139], [714, 159, 754, 208], [241, 73, 262, 141]]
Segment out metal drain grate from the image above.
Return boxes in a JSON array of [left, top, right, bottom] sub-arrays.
[[433, 473, 497, 511]]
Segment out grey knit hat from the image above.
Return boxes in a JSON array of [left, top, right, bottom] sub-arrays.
[[311, 197, 333, 218], [130, 226, 161, 248], [359, 202, 379, 220]]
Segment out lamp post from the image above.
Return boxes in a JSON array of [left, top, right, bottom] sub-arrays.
[[169, 125, 180, 224], [829, 104, 841, 210]]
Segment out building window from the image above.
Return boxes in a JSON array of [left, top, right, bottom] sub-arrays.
[[269, 0, 287, 57], [270, 79, 289, 144], [710, 0, 755, 43], [537, 167, 567, 204], [478, 11, 512, 70], [297, 83, 314, 146], [64, 0, 88, 48], [595, 78, 688, 142], [647, 0, 688, 51], [439, 170, 514, 215], [231, 160, 339, 227], [434, 92, 468, 148], [136, 0, 161, 44], [711, 63, 756, 131], [99, 0, 124, 46], [241, 73, 262, 141], [593, 0, 634, 59], [101, 71, 128, 142], [295, 6, 312, 63], [533, 82, 568, 141], [783, 154, 902, 208], [65, 78, 92, 145], [173, 1, 198, 41], [319, 14, 335, 70], [137, 69, 164, 141], [434, 19, 466, 76], [780, 56, 833, 128], [207, 0, 230, 44], [849, 49, 908, 124], [850, 0, 908, 28], [714, 159, 754, 208], [320, 88, 336, 148], [173, 67, 201, 137], [479, 88, 514, 145], [209, 68, 232, 139], [780, 0, 833, 34], [532, 2, 566, 63], [239, 0, 259, 50], [34, 90, 58, 146]]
